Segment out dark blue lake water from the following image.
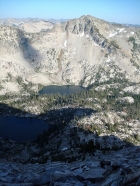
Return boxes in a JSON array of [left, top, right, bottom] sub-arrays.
[[0, 86, 86, 142], [39, 85, 86, 95], [0, 116, 49, 142]]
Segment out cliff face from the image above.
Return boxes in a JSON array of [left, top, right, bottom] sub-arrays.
[[0, 15, 140, 93]]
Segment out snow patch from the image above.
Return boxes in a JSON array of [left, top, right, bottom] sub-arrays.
[[64, 40, 67, 47], [108, 32, 117, 38], [80, 32, 84, 37], [62, 147, 68, 151], [117, 28, 125, 33], [106, 58, 111, 62], [94, 42, 99, 47], [131, 32, 134, 35]]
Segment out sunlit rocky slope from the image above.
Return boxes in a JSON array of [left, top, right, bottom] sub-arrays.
[[0, 15, 140, 94]]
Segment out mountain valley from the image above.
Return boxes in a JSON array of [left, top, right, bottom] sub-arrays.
[[0, 15, 140, 185]]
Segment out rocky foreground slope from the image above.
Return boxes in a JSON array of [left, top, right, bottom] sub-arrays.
[[0, 126, 140, 186], [0, 127, 140, 186]]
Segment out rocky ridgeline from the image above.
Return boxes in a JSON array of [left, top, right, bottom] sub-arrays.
[[0, 15, 140, 94]]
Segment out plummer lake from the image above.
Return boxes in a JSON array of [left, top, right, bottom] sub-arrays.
[[39, 85, 86, 95], [0, 116, 49, 142]]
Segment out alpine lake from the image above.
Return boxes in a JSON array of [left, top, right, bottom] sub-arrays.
[[0, 85, 86, 142]]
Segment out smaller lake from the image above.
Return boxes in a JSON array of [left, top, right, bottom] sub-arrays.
[[39, 85, 86, 95], [0, 116, 49, 142]]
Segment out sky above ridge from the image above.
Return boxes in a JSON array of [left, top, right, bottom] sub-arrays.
[[0, 0, 140, 24]]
